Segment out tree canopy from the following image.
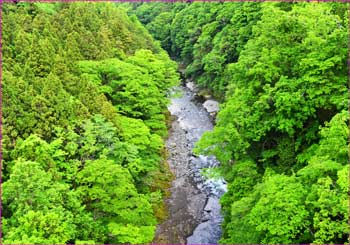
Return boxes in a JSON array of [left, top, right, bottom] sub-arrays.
[[130, 2, 349, 244], [2, 2, 178, 244], [3, 1, 349, 244]]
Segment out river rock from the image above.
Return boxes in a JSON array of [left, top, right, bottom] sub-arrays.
[[188, 193, 207, 219], [186, 81, 199, 92], [203, 100, 219, 115], [204, 197, 218, 212], [154, 85, 226, 244]]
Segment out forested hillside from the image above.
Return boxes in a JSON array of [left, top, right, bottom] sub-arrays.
[[129, 2, 349, 244], [2, 2, 178, 244], [2, 2, 349, 244]]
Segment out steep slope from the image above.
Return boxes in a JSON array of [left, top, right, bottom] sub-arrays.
[[130, 2, 349, 244], [2, 2, 178, 244]]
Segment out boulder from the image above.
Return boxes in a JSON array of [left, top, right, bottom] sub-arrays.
[[186, 81, 198, 92], [203, 100, 219, 114], [204, 197, 218, 212]]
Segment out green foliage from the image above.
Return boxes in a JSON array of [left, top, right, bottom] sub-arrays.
[[130, 2, 261, 97], [4, 1, 348, 244], [221, 194, 261, 244], [129, 3, 348, 243], [186, 2, 347, 244], [197, 3, 347, 172], [119, 116, 162, 176], [2, 160, 84, 244], [146, 12, 174, 51], [2, 2, 178, 244], [76, 158, 157, 243], [130, 2, 175, 25], [218, 110, 349, 244], [248, 174, 310, 243], [308, 170, 348, 244], [78, 49, 178, 136], [222, 172, 311, 244], [3, 210, 76, 244]]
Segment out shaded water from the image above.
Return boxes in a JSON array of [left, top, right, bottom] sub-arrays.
[[154, 85, 227, 244]]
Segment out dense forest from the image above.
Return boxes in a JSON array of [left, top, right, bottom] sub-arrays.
[[2, 1, 349, 244], [128, 2, 349, 244], [2, 2, 178, 244]]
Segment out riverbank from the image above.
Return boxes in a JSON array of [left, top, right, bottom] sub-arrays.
[[153, 84, 226, 244]]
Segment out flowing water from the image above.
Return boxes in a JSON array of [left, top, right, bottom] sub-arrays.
[[154, 84, 227, 244]]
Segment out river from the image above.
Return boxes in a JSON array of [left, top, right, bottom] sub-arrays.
[[153, 83, 227, 244]]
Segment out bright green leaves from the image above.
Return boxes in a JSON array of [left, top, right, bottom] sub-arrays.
[[78, 114, 131, 163], [198, 2, 347, 172], [297, 110, 348, 182], [108, 223, 156, 244], [221, 195, 260, 244], [77, 158, 157, 243], [188, 2, 349, 244], [3, 160, 60, 214], [221, 166, 310, 243], [3, 113, 161, 243], [249, 174, 310, 243], [317, 111, 349, 163], [134, 2, 262, 97], [225, 160, 260, 199], [128, 49, 179, 92], [219, 110, 349, 244], [2, 160, 81, 244], [309, 171, 349, 244], [298, 111, 349, 243], [77, 158, 134, 213], [3, 209, 76, 244], [221, 173, 310, 244], [219, 160, 261, 243], [127, 2, 347, 244], [146, 12, 174, 52], [78, 50, 178, 137], [219, 2, 347, 138], [3, 2, 177, 243], [28, 37, 56, 77], [119, 116, 162, 175]]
